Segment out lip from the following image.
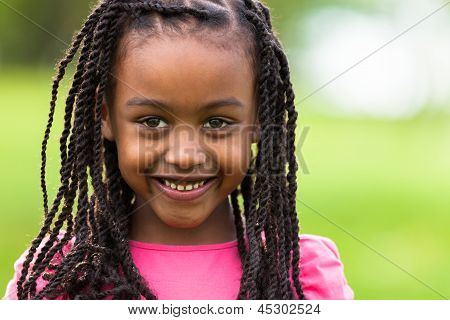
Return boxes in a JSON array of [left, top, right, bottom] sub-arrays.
[[152, 175, 216, 182], [151, 177, 218, 201]]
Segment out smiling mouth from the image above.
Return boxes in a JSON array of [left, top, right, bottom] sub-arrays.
[[151, 177, 217, 201]]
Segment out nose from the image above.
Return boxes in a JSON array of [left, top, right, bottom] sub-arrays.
[[164, 125, 207, 170]]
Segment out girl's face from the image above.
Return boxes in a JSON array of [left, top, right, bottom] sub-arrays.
[[102, 31, 259, 229]]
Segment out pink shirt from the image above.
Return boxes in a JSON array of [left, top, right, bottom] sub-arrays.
[[3, 233, 353, 300]]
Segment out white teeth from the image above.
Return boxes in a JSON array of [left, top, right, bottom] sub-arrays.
[[160, 178, 211, 191]]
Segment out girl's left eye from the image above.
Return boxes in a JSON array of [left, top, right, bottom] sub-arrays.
[[203, 118, 231, 129], [140, 117, 169, 129]]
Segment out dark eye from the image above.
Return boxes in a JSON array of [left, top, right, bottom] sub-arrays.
[[204, 118, 231, 129], [141, 117, 168, 129]]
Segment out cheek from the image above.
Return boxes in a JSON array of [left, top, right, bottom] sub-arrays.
[[116, 127, 159, 186], [117, 138, 141, 183], [212, 133, 252, 185]]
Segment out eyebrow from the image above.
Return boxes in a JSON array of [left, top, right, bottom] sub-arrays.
[[126, 96, 244, 112]]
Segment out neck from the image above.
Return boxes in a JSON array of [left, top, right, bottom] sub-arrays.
[[128, 196, 237, 245]]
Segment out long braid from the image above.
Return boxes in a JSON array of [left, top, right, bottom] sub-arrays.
[[39, 1, 109, 218], [236, 0, 305, 299], [263, 27, 287, 299], [230, 189, 247, 263], [271, 39, 305, 299], [272, 55, 293, 299], [16, 5, 108, 299], [266, 36, 294, 299], [27, 13, 109, 294], [20, 3, 119, 299], [238, 1, 279, 299]]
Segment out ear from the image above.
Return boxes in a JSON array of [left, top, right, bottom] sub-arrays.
[[101, 100, 115, 141]]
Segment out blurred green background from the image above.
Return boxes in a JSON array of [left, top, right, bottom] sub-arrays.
[[1, 0, 449, 299]]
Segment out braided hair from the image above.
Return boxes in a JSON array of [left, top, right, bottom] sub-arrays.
[[16, 0, 305, 300]]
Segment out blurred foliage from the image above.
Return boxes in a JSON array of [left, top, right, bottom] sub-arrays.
[[0, 1, 93, 65]]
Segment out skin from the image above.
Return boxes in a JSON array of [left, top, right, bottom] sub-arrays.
[[101, 31, 259, 245]]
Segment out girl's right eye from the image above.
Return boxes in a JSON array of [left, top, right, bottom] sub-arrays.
[[140, 117, 169, 129]]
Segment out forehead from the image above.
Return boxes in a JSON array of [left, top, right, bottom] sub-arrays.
[[112, 31, 256, 112]]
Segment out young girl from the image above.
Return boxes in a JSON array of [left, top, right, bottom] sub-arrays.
[[4, 0, 353, 300]]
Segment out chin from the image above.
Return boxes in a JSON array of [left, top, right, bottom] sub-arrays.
[[165, 220, 203, 229], [160, 213, 206, 229]]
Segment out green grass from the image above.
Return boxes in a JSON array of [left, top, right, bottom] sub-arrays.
[[297, 112, 450, 299], [1, 68, 449, 299]]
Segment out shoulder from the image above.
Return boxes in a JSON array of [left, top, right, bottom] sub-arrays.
[[3, 230, 75, 300], [298, 234, 354, 300]]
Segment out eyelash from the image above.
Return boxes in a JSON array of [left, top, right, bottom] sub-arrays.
[[139, 117, 169, 129], [138, 117, 233, 130]]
